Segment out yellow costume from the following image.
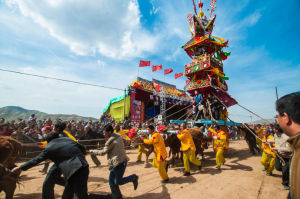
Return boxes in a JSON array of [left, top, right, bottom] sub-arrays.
[[215, 130, 227, 167], [144, 132, 169, 180], [177, 129, 201, 173], [114, 129, 130, 141], [260, 135, 276, 175], [208, 128, 218, 152]]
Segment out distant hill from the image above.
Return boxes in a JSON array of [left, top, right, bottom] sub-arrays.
[[0, 106, 97, 122]]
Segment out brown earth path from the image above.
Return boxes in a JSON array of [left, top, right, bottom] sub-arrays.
[[2, 140, 289, 199]]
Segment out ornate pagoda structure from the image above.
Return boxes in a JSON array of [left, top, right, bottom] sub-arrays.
[[183, 1, 237, 108]]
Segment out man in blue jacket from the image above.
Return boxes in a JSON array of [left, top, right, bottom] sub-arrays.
[[12, 132, 89, 199]]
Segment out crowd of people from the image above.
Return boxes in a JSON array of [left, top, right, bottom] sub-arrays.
[[0, 91, 299, 199]]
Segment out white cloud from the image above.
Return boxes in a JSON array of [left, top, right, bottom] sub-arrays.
[[5, 0, 160, 59]]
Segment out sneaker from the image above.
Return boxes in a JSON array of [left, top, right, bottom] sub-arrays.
[[161, 179, 169, 184], [136, 160, 142, 163], [222, 161, 226, 165], [216, 166, 221, 170], [183, 172, 191, 176], [133, 175, 139, 190], [266, 173, 272, 176], [262, 168, 266, 171]]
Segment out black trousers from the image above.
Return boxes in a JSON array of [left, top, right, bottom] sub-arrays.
[[275, 156, 290, 187], [62, 166, 89, 199]]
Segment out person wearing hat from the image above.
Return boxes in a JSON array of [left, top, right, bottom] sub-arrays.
[[142, 125, 169, 183], [12, 132, 89, 199], [177, 123, 202, 176], [260, 128, 276, 176]]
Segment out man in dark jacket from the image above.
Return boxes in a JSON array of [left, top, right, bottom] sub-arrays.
[[12, 132, 89, 199]]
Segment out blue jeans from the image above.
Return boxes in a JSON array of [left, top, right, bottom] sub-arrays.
[[109, 160, 136, 199], [42, 164, 65, 199]]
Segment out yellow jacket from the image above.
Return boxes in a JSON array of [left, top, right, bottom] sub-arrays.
[[114, 129, 130, 140], [39, 130, 77, 148], [215, 130, 227, 149], [262, 135, 276, 157], [144, 132, 167, 162], [177, 129, 196, 152]]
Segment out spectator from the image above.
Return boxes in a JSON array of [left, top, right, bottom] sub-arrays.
[[276, 92, 300, 199]]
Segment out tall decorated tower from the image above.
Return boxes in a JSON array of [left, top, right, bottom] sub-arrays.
[[183, 0, 237, 119]]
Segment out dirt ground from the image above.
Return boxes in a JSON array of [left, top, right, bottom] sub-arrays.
[[2, 140, 289, 199]]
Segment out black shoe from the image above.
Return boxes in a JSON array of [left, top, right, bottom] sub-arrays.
[[161, 179, 169, 183], [216, 166, 221, 170], [222, 161, 226, 165], [133, 175, 139, 190], [183, 172, 191, 176]]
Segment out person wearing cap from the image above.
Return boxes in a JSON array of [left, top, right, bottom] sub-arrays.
[[12, 132, 89, 199], [260, 128, 276, 176], [208, 125, 226, 169], [142, 125, 169, 183], [177, 123, 202, 176]]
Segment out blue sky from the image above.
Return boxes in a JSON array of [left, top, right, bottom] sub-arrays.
[[0, 0, 299, 122]]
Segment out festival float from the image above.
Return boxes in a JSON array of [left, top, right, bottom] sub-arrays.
[[183, 0, 237, 114]]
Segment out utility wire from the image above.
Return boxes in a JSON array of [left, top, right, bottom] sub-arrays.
[[0, 68, 124, 91]]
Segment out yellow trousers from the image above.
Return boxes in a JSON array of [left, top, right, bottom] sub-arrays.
[[260, 152, 275, 174], [137, 144, 147, 161], [152, 156, 169, 180], [216, 149, 225, 167], [183, 150, 201, 172]]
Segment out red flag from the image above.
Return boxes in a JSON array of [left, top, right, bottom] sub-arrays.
[[175, 72, 183, 79], [152, 64, 162, 72], [164, 68, 173, 75], [186, 80, 190, 85], [139, 60, 151, 67]]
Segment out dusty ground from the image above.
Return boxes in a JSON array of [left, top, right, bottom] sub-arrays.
[[2, 140, 289, 199]]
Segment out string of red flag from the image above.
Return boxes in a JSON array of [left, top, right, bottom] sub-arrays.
[[138, 60, 185, 79]]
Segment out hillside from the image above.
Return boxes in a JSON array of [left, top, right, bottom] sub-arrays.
[[0, 106, 97, 122]]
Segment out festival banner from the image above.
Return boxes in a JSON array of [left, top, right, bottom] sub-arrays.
[[130, 92, 142, 123], [152, 64, 162, 72], [164, 68, 173, 75], [139, 60, 151, 67]]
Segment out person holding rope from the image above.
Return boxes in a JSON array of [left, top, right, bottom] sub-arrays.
[[12, 131, 90, 199], [273, 124, 292, 190], [208, 125, 226, 169], [276, 92, 300, 199], [90, 124, 138, 199], [177, 123, 202, 176], [260, 128, 276, 176], [142, 125, 169, 183]]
